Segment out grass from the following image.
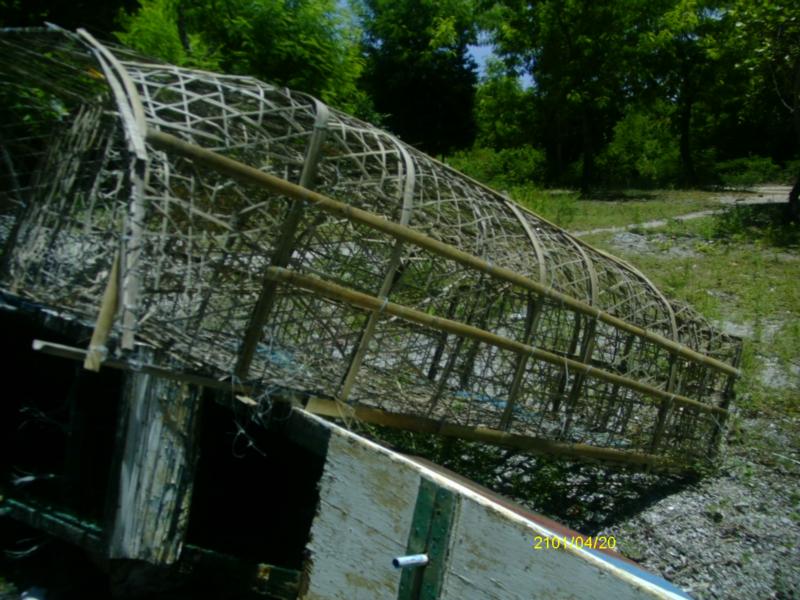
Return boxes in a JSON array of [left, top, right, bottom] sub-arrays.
[[581, 204, 800, 422], [507, 186, 726, 232]]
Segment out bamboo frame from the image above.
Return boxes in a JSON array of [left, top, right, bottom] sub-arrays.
[[146, 129, 739, 378], [264, 266, 727, 417], [235, 100, 330, 378], [0, 29, 742, 469]]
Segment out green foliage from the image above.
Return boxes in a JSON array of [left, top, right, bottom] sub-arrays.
[[713, 156, 783, 187], [358, 0, 478, 155], [476, 0, 796, 189], [447, 145, 546, 188], [473, 59, 534, 148], [598, 105, 681, 187], [116, 0, 219, 69], [510, 187, 578, 227], [115, 0, 369, 114], [713, 204, 800, 247], [485, 0, 661, 189], [729, 0, 800, 144]]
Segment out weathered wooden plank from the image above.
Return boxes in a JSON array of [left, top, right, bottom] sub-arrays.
[[441, 496, 683, 600], [302, 429, 420, 599], [107, 348, 202, 564], [299, 410, 690, 599]]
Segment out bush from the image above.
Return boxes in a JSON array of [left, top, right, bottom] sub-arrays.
[[713, 156, 783, 187], [598, 107, 680, 187], [713, 204, 800, 247], [782, 158, 800, 184], [509, 187, 578, 228], [446, 145, 546, 188]]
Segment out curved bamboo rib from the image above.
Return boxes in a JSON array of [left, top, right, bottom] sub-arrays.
[[338, 133, 416, 401], [77, 28, 149, 352], [503, 200, 547, 284], [146, 128, 739, 378]]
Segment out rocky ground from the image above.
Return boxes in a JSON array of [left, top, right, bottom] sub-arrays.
[[608, 415, 800, 599]]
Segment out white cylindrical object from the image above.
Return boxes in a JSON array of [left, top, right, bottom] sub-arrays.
[[392, 553, 429, 569]]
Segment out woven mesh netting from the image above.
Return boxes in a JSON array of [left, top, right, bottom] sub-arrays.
[[0, 28, 742, 468]]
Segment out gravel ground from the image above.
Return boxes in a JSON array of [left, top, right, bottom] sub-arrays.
[[608, 415, 800, 599]]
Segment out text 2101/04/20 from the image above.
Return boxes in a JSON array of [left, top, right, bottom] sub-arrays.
[[531, 536, 617, 550]]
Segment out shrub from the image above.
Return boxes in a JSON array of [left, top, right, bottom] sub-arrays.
[[782, 158, 800, 184], [509, 187, 578, 228], [598, 107, 680, 187], [446, 145, 546, 188], [713, 156, 782, 187]]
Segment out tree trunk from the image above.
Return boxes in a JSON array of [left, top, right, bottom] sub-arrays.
[[789, 68, 799, 221], [676, 54, 697, 187], [678, 87, 695, 186], [580, 108, 594, 194], [554, 109, 564, 180], [788, 176, 800, 222], [176, 1, 191, 54]]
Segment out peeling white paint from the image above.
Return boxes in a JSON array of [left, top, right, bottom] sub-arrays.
[[301, 410, 688, 599]]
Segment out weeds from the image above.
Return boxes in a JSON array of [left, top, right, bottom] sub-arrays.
[[505, 187, 722, 231], [583, 200, 800, 422]]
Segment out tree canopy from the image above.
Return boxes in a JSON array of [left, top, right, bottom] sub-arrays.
[[115, 0, 369, 115], [1, 0, 797, 191], [357, 0, 478, 156]]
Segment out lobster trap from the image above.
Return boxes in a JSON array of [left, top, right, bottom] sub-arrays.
[[0, 26, 741, 473]]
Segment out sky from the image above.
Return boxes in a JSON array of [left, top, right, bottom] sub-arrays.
[[468, 43, 494, 76], [468, 43, 534, 88]]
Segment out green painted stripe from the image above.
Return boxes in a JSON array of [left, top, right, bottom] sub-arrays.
[[398, 477, 458, 600]]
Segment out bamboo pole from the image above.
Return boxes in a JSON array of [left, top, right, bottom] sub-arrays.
[[83, 252, 120, 371], [560, 317, 598, 438], [304, 398, 685, 472], [499, 296, 543, 430], [265, 266, 728, 417], [145, 129, 739, 378], [649, 353, 681, 454]]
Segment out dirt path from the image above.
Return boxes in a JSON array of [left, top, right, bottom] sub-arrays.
[[572, 185, 791, 237]]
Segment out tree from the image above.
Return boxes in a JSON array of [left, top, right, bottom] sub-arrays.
[[639, 0, 730, 185], [358, 0, 478, 156], [116, 0, 369, 114], [728, 0, 800, 216], [0, 0, 135, 32], [485, 0, 659, 191], [729, 0, 800, 146], [473, 58, 535, 149]]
